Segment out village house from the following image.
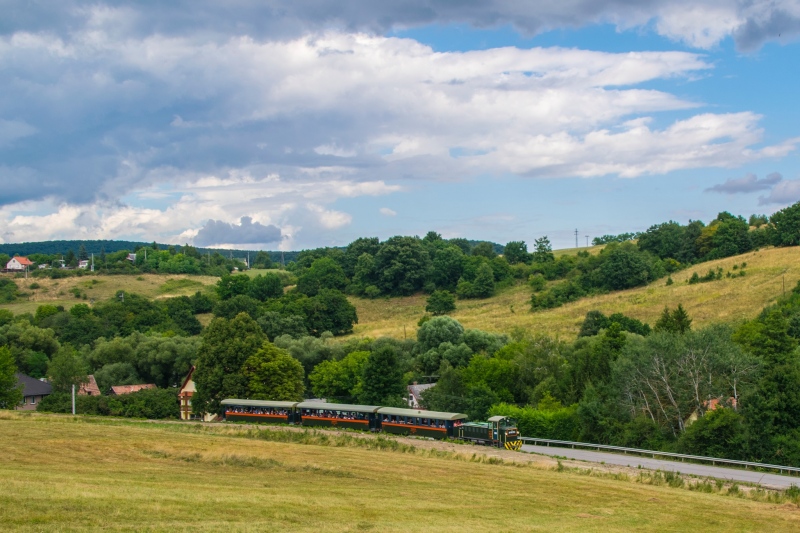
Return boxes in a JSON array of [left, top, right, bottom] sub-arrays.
[[15, 373, 52, 410], [179, 366, 196, 420], [6, 256, 34, 271], [407, 382, 435, 409], [78, 375, 101, 396], [78, 259, 90, 269], [109, 384, 156, 395]]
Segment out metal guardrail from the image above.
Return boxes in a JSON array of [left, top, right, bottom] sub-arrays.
[[521, 437, 800, 476]]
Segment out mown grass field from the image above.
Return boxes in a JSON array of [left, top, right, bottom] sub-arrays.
[[1, 412, 798, 532], [350, 246, 800, 340]]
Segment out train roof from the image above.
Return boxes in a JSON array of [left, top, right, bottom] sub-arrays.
[[377, 407, 468, 421], [221, 399, 299, 408], [296, 401, 381, 413]]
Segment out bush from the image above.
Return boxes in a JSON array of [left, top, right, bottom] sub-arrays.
[[38, 388, 179, 419], [490, 403, 580, 440], [426, 290, 456, 316]]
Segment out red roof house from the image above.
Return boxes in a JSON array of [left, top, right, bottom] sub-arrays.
[[78, 375, 101, 396], [109, 384, 156, 395], [6, 256, 34, 270]]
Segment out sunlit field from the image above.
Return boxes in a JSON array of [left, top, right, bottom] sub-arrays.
[[351, 246, 800, 340], [1, 412, 798, 532]]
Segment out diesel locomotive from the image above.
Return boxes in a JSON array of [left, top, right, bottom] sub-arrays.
[[221, 399, 523, 450]]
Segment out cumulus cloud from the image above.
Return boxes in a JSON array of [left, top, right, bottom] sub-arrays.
[[193, 216, 282, 247], [706, 172, 783, 194], [0, 2, 798, 246], [759, 179, 800, 205], [380, 207, 397, 216]]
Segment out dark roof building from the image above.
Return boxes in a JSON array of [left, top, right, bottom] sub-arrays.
[[15, 373, 52, 411]]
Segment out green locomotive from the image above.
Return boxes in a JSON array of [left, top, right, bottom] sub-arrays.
[[457, 415, 523, 450]]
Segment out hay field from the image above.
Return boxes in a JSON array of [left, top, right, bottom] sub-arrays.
[[351, 246, 800, 340], [1, 412, 797, 532], [0, 274, 218, 315]]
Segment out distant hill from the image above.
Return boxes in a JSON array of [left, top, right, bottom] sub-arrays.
[[0, 240, 300, 264], [0, 238, 505, 263]]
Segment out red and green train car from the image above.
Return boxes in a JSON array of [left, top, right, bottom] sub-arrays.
[[220, 399, 522, 450]]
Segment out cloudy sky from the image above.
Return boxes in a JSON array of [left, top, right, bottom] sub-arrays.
[[1, 1, 799, 250]]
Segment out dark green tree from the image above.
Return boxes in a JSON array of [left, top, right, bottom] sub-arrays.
[[532, 236, 554, 263], [359, 345, 406, 405], [299, 289, 358, 336], [768, 201, 800, 246], [78, 244, 88, 261], [654, 304, 692, 334], [46, 345, 88, 393], [0, 346, 23, 409], [430, 245, 465, 291], [471, 242, 497, 259], [296, 257, 347, 296], [503, 241, 530, 265], [242, 343, 305, 401], [216, 274, 251, 300], [426, 290, 456, 316], [373, 236, 430, 296], [192, 313, 266, 416], [470, 262, 496, 298], [599, 245, 651, 290], [248, 273, 284, 301]]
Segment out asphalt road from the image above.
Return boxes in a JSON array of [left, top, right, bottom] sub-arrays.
[[522, 444, 800, 489]]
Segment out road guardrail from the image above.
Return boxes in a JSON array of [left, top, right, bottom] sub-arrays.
[[521, 437, 800, 476]]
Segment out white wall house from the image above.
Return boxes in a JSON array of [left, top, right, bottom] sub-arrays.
[[6, 256, 33, 270]]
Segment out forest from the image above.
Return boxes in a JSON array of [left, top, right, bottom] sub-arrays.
[[2, 201, 800, 468]]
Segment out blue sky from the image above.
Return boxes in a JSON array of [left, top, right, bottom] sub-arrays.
[[1, 1, 799, 250]]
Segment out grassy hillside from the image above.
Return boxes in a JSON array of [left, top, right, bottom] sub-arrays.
[[351, 246, 800, 340], [2, 246, 797, 341], [0, 274, 219, 315], [1, 412, 797, 532]]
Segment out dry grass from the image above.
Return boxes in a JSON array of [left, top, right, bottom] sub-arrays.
[[1, 412, 798, 532], [0, 274, 219, 314], [350, 246, 800, 340]]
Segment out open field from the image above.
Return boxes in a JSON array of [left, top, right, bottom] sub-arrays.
[[351, 246, 800, 340], [1, 412, 798, 532], [3, 246, 798, 341], [0, 274, 219, 315]]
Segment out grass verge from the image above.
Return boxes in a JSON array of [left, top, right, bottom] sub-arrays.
[[1, 412, 799, 532]]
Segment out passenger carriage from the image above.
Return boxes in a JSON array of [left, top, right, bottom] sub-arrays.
[[297, 401, 381, 431], [376, 407, 467, 439], [221, 399, 298, 424]]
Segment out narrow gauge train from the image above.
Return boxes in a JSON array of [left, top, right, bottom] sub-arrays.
[[221, 399, 523, 450]]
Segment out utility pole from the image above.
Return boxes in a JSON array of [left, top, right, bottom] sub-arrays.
[[574, 229, 579, 248], [585, 235, 589, 247], [91, 253, 94, 272], [71, 384, 76, 415]]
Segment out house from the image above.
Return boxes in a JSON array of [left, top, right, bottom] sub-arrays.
[[109, 383, 156, 395], [6, 256, 33, 271], [78, 375, 101, 396], [685, 397, 738, 426], [15, 373, 52, 410], [407, 382, 435, 409], [126, 253, 136, 262], [179, 366, 197, 421], [78, 259, 90, 269]]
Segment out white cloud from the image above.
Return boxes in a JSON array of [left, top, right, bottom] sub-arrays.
[[0, 8, 797, 246], [379, 207, 397, 216]]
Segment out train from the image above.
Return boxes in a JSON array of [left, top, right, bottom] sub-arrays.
[[221, 399, 524, 450]]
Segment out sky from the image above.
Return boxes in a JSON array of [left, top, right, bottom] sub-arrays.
[[1, 1, 799, 251]]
